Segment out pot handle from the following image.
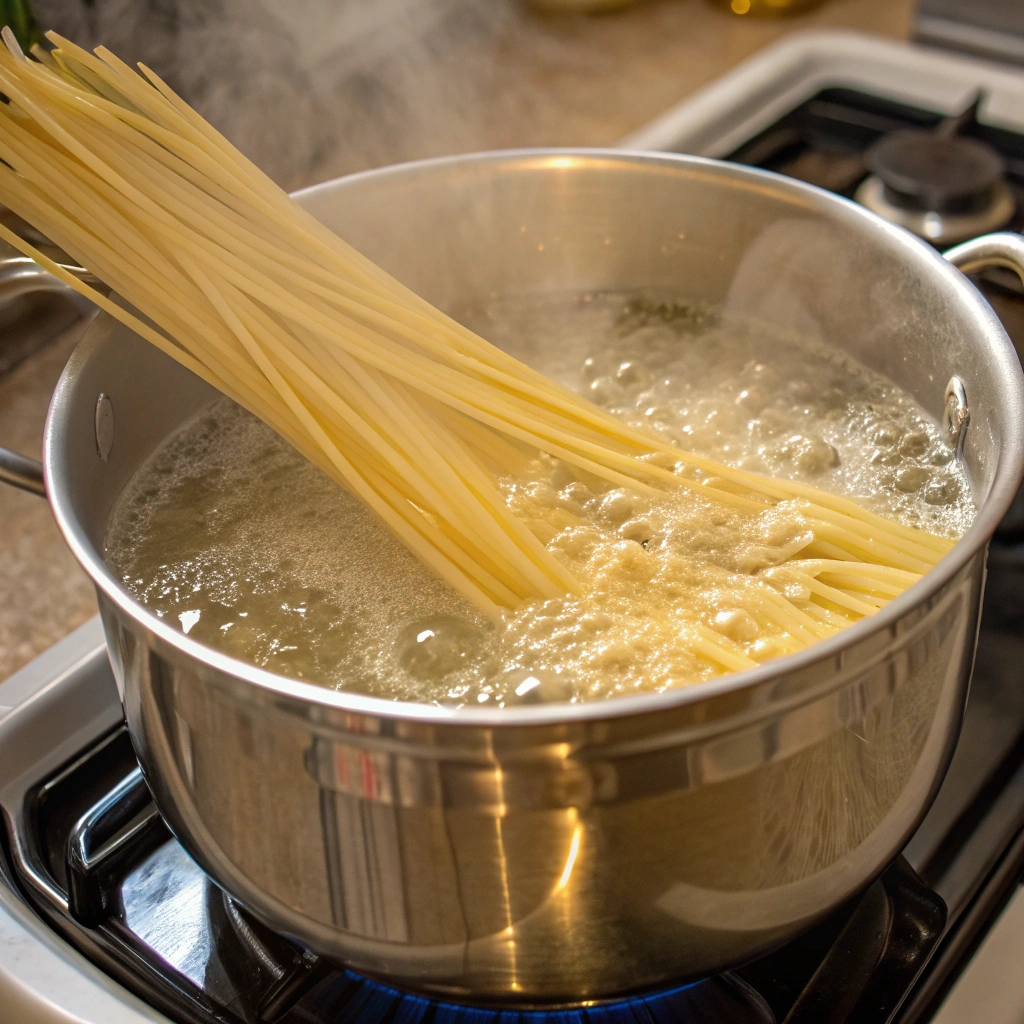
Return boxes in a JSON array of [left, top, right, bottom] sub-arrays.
[[0, 251, 101, 497], [943, 231, 1024, 286]]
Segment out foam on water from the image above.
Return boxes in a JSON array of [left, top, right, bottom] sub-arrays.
[[104, 291, 973, 705]]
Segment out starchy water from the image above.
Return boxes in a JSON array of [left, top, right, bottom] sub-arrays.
[[104, 291, 973, 705]]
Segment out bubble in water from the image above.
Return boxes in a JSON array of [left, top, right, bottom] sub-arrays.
[[923, 475, 960, 506], [599, 489, 636, 526], [872, 423, 903, 447], [713, 608, 759, 643], [895, 465, 930, 493], [498, 668, 575, 705], [899, 431, 929, 458], [394, 616, 487, 680], [774, 434, 839, 476]]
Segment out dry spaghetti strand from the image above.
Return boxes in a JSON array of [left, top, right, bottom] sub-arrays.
[[0, 29, 955, 666]]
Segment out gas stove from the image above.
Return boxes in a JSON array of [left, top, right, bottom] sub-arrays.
[[6, 25, 1024, 1024]]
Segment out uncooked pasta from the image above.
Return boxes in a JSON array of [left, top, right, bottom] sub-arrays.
[[0, 29, 961, 690]]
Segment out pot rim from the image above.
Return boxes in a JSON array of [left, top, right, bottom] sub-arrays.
[[44, 148, 1024, 727]]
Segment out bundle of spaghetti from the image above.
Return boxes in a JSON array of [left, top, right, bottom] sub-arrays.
[[0, 29, 956, 666]]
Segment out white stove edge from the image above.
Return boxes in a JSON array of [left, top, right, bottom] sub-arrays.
[[0, 616, 173, 1022], [0, 881, 171, 1023], [618, 29, 1024, 159], [7, 25, 1024, 1024], [930, 886, 1024, 1024]]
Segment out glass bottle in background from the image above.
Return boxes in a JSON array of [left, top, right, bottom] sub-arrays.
[[706, 0, 828, 15]]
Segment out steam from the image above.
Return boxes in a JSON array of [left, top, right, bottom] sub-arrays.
[[30, 0, 539, 189]]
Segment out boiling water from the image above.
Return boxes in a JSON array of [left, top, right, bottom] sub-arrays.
[[105, 292, 974, 705]]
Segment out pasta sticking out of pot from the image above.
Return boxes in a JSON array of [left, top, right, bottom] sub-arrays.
[[0, 30, 964, 692]]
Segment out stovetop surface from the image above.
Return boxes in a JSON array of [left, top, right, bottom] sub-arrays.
[[7, 54, 1024, 1024]]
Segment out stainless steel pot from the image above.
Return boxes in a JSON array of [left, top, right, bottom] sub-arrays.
[[2, 151, 1024, 1004]]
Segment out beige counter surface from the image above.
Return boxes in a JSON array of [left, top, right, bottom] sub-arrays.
[[1, 0, 914, 680]]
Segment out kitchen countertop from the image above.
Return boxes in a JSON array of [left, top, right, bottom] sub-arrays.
[[1, 0, 914, 681]]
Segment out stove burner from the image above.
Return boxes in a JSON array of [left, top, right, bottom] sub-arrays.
[[856, 128, 1015, 245], [301, 972, 772, 1024], [867, 130, 1004, 212]]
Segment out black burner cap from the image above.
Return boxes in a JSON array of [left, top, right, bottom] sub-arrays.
[[864, 130, 1006, 215]]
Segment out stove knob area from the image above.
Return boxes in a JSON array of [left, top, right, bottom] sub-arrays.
[[856, 130, 1015, 245]]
